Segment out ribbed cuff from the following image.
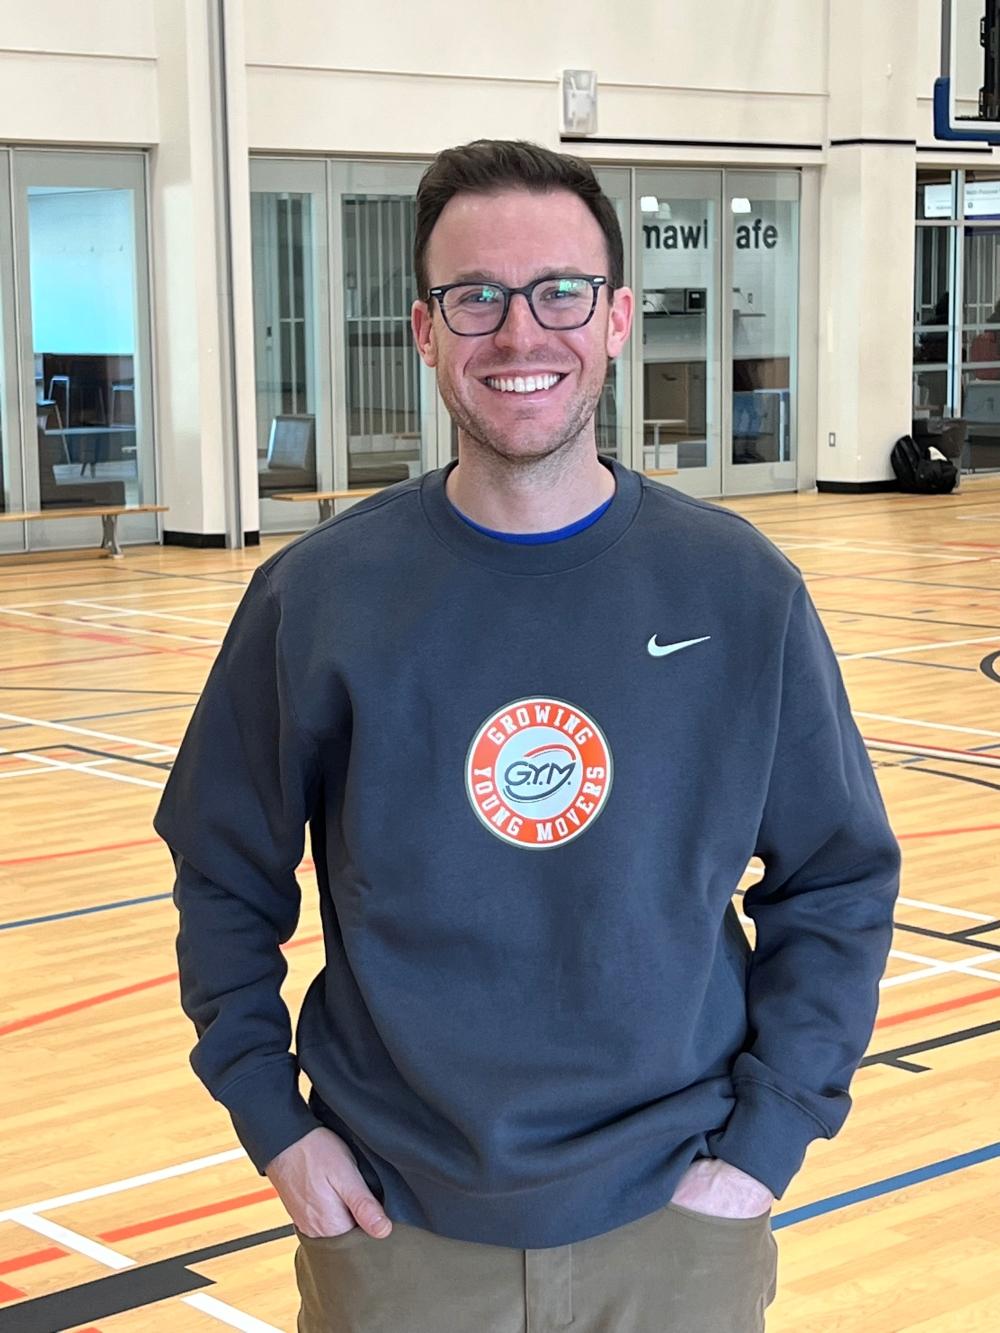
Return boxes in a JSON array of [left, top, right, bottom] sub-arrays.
[[221, 1058, 324, 1174], [706, 1078, 831, 1198]]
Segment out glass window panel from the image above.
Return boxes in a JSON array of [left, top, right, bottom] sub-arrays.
[[728, 176, 799, 470], [912, 225, 954, 418], [251, 185, 321, 508], [26, 185, 141, 511], [636, 171, 720, 479], [343, 193, 422, 489], [963, 170, 1000, 219], [916, 170, 955, 220], [962, 223, 1000, 470]]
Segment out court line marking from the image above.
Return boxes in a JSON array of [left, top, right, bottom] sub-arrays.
[[774, 542, 979, 562], [6, 751, 167, 791], [855, 711, 1000, 739], [772, 1140, 1000, 1229], [0, 710, 177, 752], [69, 601, 231, 629], [0, 836, 162, 867], [865, 738, 1000, 769], [0, 1150, 246, 1222], [0, 585, 243, 610], [5, 1211, 282, 1332], [840, 631, 1000, 661], [876, 982, 1000, 1029], [181, 1293, 282, 1332], [896, 894, 994, 922], [0, 930, 322, 1038], [7, 1212, 134, 1270], [0, 893, 174, 932], [0, 606, 221, 646], [884, 947, 1000, 987]]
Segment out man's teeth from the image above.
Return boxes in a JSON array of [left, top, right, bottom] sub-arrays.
[[484, 373, 563, 394]]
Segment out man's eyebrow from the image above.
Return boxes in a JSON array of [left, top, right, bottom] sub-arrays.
[[443, 268, 587, 285]]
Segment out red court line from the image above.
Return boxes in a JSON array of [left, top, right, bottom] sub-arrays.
[[896, 820, 1000, 841], [100, 1186, 278, 1242], [0, 932, 324, 1038], [875, 983, 1000, 1031], [0, 1279, 26, 1301], [0, 648, 161, 674], [0, 836, 163, 867], [0, 1246, 65, 1276]]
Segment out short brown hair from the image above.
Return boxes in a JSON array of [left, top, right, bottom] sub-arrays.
[[414, 139, 624, 300]]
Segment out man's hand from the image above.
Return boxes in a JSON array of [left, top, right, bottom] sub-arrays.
[[265, 1127, 393, 1239], [670, 1157, 774, 1219]]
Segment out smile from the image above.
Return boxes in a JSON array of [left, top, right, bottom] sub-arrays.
[[482, 373, 567, 394]]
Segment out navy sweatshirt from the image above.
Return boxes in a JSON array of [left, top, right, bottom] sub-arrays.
[[153, 457, 901, 1250]]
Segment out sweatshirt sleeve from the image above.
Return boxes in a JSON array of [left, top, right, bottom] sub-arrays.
[[153, 567, 325, 1173], [706, 580, 901, 1198]]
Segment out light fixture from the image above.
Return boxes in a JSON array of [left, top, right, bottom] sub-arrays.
[[731, 197, 752, 214], [640, 196, 659, 212]]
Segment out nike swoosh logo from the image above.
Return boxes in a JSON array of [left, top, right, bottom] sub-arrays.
[[647, 635, 712, 658]]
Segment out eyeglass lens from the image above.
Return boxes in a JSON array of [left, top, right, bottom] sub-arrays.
[[441, 277, 595, 333]]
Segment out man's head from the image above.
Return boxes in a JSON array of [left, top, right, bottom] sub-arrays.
[[411, 140, 633, 465]]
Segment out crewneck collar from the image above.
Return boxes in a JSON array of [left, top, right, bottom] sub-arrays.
[[420, 457, 642, 575]]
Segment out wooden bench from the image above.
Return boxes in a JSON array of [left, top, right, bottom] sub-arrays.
[[269, 489, 382, 521], [272, 471, 679, 524], [0, 503, 168, 558]]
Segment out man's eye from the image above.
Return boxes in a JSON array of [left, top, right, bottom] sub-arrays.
[[457, 287, 502, 306]]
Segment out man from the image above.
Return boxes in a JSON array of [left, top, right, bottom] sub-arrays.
[[155, 140, 900, 1332]]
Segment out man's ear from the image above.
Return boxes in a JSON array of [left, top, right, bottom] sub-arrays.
[[412, 299, 438, 367], [605, 285, 634, 359]]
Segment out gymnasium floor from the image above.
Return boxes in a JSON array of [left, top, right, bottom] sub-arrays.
[[2, 477, 999, 1332]]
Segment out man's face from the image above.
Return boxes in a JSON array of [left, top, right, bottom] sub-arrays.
[[412, 187, 633, 464]]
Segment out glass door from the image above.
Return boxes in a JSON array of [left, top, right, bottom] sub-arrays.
[[12, 150, 155, 550], [250, 158, 330, 534], [0, 149, 20, 553], [329, 162, 437, 494], [635, 169, 723, 495], [721, 171, 799, 495]]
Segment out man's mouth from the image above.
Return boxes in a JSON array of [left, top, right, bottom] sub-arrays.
[[481, 373, 568, 395]]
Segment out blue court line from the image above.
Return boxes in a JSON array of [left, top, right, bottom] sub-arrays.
[[773, 1140, 1000, 1229], [0, 891, 172, 931]]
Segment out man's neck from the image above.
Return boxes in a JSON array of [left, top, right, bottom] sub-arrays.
[[445, 437, 616, 534]]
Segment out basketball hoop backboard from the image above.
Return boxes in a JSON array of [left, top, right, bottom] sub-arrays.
[[935, 0, 1000, 142]]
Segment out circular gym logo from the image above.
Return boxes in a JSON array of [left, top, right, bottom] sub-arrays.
[[465, 697, 613, 849]]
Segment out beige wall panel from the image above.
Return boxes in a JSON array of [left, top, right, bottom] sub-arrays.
[[0, 0, 155, 58], [242, 0, 827, 95], [0, 52, 158, 145], [246, 69, 826, 155]]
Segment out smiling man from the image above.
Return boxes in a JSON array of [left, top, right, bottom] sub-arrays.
[[155, 140, 900, 1333]]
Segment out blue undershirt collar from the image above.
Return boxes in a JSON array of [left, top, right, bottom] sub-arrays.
[[449, 492, 614, 544]]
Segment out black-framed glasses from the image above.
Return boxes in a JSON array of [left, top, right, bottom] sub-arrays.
[[427, 275, 608, 336]]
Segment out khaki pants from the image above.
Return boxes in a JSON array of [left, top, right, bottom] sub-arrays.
[[295, 1197, 778, 1332]]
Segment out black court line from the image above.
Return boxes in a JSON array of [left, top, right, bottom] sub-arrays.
[[953, 919, 1000, 939], [0, 685, 200, 696], [0, 1223, 293, 1333], [816, 606, 1000, 631], [860, 1019, 1000, 1074], [0, 704, 192, 734], [895, 921, 1000, 955], [865, 658, 978, 672], [9, 744, 173, 774]]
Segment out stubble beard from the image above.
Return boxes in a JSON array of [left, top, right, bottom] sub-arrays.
[[440, 361, 609, 468]]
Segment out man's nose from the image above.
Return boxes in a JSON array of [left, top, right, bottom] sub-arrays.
[[493, 292, 546, 349]]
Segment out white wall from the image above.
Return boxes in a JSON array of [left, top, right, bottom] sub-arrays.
[[0, 0, 158, 144], [242, 0, 829, 155]]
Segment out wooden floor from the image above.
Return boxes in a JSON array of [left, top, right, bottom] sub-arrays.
[[2, 477, 1000, 1331]]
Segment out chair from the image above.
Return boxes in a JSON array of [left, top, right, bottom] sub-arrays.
[[259, 414, 317, 494], [36, 415, 125, 508]]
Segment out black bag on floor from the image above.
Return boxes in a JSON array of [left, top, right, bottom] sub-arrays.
[[890, 434, 958, 494]]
